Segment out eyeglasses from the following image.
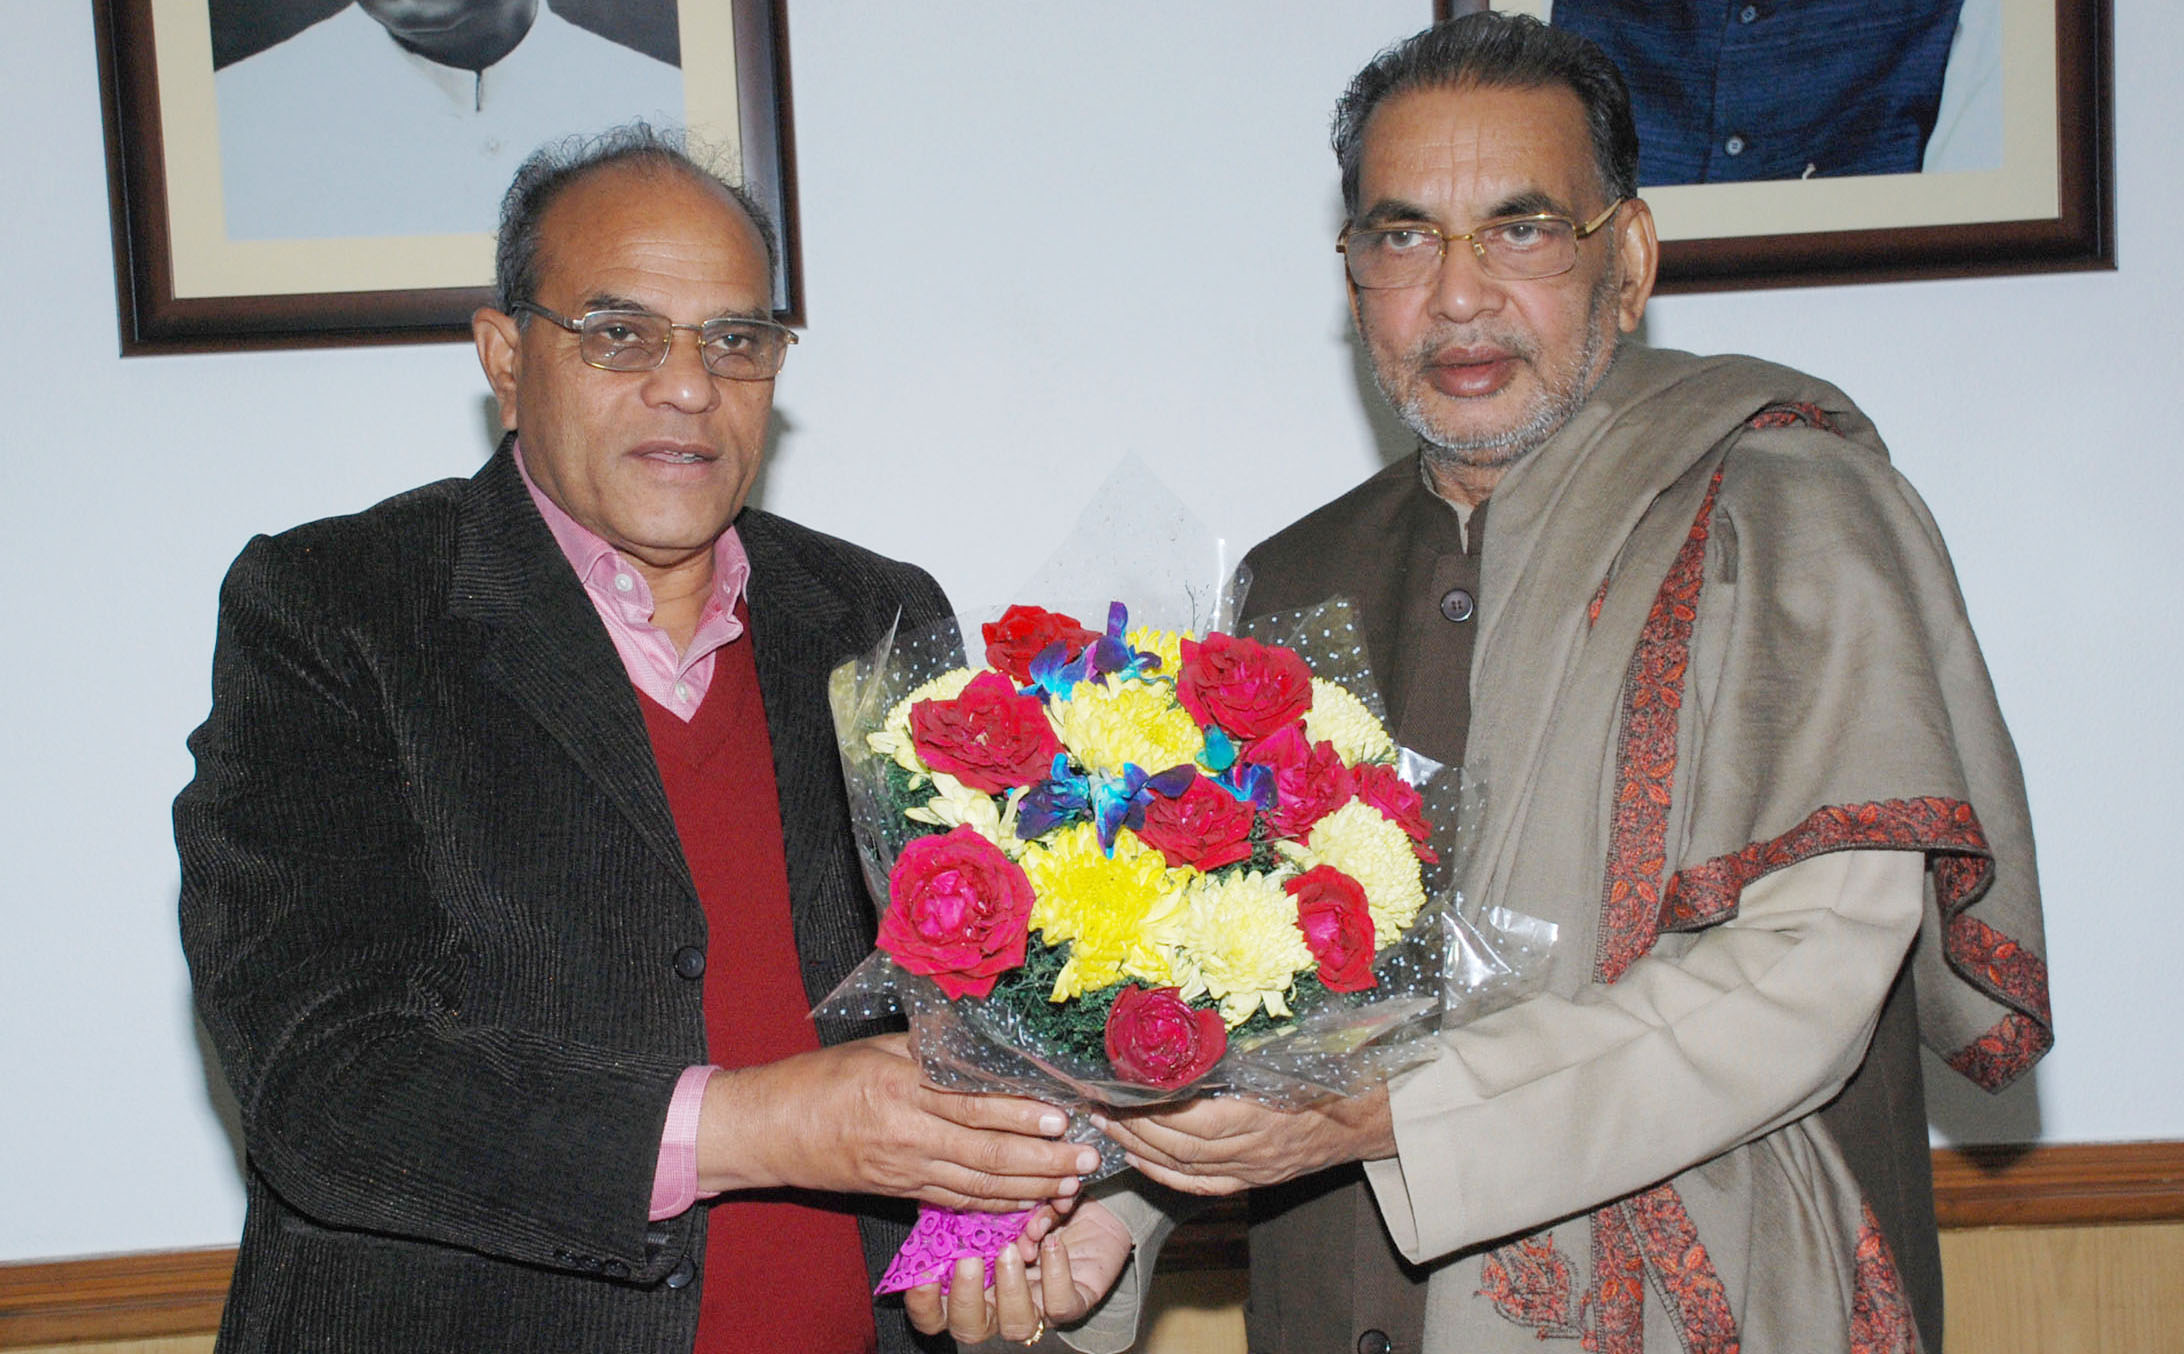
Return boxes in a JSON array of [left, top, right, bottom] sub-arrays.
[[512, 302, 798, 381], [1338, 199, 1626, 288]]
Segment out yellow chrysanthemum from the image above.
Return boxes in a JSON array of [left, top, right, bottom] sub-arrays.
[[1278, 800, 1427, 938], [903, 773, 1023, 853], [866, 667, 979, 776], [1164, 870, 1316, 1028], [1303, 678, 1396, 765], [1021, 824, 1186, 1000], [1051, 678, 1203, 776], [1125, 627, 1190, 681]]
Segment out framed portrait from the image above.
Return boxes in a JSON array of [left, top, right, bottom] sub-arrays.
[[1430, 0, 2113, 291], [93, 0, 801, 354]]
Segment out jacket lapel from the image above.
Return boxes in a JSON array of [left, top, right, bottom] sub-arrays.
[[737, 511, 893, 1012], [448, 442, 693, 891]]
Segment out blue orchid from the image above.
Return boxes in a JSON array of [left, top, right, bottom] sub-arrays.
[[1017, 753, 1091, 838], [1023, 602, 1163, 702], [1091, 763, 1198, 854], [1018, 755, 1196, 856], [1212, 760, 1276, 812], [1024, 640, 1081, 702], [1199, 727, 1239, 774]]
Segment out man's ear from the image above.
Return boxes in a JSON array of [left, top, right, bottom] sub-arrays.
[[473, 307, 523, 432], [1613, 199, 1659, 334]]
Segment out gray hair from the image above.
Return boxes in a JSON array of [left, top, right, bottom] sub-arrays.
[[1331, 12, 1640, 219], [493, 123, 777, 317]]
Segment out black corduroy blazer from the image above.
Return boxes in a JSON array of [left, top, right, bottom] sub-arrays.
[[176, 442, 950, 1352]]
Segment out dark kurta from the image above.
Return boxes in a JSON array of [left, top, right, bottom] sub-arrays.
[[1238, 462, 1483, 1354]]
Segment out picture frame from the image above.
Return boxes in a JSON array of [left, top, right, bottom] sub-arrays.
[[1429, 0, 2113, 292], [92, 0, 802, 355]]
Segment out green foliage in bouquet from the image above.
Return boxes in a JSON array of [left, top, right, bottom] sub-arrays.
[[981, 940, 1122, 1070]]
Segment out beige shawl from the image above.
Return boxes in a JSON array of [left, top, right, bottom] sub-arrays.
[[1353, 343, 2050, 1352]]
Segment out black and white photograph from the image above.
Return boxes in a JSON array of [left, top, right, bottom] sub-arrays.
[[213, 0, 686, 240], [95, 0, 797, 348]]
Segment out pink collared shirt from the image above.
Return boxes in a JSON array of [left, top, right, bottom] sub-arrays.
[[514, 444, 728, 1220], [516, 443, 752, 723]]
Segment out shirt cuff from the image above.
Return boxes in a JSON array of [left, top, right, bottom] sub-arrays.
[[649, 1064, 722, 1221]]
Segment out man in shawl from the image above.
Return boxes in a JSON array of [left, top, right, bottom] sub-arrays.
[[1095, 15, 2052, 1354]]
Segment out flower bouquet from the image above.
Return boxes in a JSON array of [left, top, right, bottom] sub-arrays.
[[823, 597, 1547, 1292]]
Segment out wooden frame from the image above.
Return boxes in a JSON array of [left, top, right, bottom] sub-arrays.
[[92, 0, 802, 354], [1429, 0, 2114, 291]]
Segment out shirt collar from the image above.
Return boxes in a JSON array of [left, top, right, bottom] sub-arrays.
[[512, 438, 752, 625]]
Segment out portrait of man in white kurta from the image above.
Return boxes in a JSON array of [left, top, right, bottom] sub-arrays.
[[214, 0, 684, 240]]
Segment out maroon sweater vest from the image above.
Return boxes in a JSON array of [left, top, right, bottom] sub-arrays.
[[638, 620, 876, 1354]]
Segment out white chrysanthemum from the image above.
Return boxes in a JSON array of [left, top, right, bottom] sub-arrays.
[[1051, 678, 1203, 776], [903, 773, 1024, 853], [1277, 800, 1427, 938], [865, 667, 979, 777], [1303, 678, 1396, 765], [1163, 870, 1316, 1028]]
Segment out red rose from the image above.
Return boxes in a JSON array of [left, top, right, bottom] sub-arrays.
[[1104, 985, 1228, 1090], [1352, 763, 1438, 863], [1135, 773, 1258, 870], [1285, 865, 1378, 992], [910, 670, 1065, 794], [1244, 725, 1355, 839], [879, 826, 1035, 998], [1175, 633, 1314, 742], [982, 605, 1101, 686]]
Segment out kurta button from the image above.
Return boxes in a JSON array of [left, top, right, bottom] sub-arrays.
[[673, 945, 706, 979], [664, 1257, 697, 1289], [1439, 587, 1476, 623], [1358, 1331, 1393, 1354]]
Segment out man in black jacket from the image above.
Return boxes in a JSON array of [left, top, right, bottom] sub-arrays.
[[176, 127, 1118, 1352]]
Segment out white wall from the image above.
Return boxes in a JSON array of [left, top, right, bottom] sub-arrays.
[[2, 0, 2176, 1262]]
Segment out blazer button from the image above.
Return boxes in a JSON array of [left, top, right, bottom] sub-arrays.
[[664, 1256, 697, 1289], [1439, 587, 1476, 623], [673, 946, 706, 979], [1357, 1331, 1393, 1354], [601, 1258, 630, 1280]]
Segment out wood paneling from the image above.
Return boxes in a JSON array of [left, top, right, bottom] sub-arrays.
[[1932, 1141, 2184, 1227], [7, 1142, 2183, 1349], [1140, 1270, 1247, 1354], [0, 1250, 230, 1347], [1939, 1222, 2184, 1354], [7, 1340, 214, 1354]]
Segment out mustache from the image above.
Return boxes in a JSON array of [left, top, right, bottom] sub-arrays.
[[1402, 325, 1537, 368]]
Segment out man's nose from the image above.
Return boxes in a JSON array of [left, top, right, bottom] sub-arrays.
[[1425, 240, 1507, 325], [641, 330, 721, 413]]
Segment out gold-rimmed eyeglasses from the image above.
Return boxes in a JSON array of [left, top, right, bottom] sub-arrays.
[[512, 302, 798, 381], [1338, 198, 1626, 288]]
